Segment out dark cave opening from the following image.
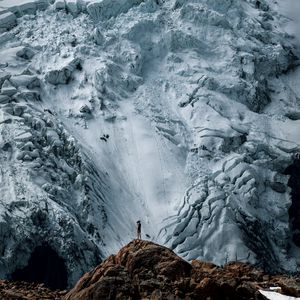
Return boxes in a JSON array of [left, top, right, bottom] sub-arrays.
[[285, 159, 300, 247], [11, 244, 68, 290]]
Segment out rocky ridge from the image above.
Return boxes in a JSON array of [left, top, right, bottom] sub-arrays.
[[2, 240, 300, 300], [64, 240, 300, 300]]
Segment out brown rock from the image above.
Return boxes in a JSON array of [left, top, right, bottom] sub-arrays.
[[64, 240, 300, 300], [273, 277, 300, 297], [0, 279, 67, 299], [65, 240, 192, 300], [65, 240, 275, 300], [194, 277, 217, 299], [0, 240, 299, 300]]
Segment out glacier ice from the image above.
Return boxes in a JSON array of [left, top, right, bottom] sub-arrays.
[[0, 0, 300, 287]]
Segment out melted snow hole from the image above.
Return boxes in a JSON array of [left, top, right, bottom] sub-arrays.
[[11, 244, 68, 290]]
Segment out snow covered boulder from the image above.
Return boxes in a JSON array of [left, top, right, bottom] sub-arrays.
[[0, 95, 11, 104], [0, 71, 11, 88], [87, 0, 144, 22], [15, 89, 40, 101], [79, 104, 91, 114], [66, 0, 80, 16], [0, 12, 17, 31], [53, 0, 65, 10], [79, 104, 92, 119], [10, 75, 40, 89], [53, 0, 81, 15], [93, 28, 105, 45], [13, 104, 27, 117], [1, 80, 17, 96], [45, 58, 82, 85], [0, 32, 13, 45], [16, 46, 35, 60], [0, 0, 49, 17], [45, 68, 71, 85]]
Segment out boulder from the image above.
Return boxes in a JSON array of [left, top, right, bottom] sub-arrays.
[[10, 75, 40, 89], [79, 105, 91, 114], [54, 0, 65, 10], [1, 79, 17, 96], [66, 0, 80, 16], [0, 12, 17, 31], [45, 58, 82, 85], [0, 32, 13, 45], [0, 95, 11, 104], [93, 28, 105, 45], [0, 71, 11, 88], [16, 46, 35, 60], [13, 104, 27, 116], [15, 89, 40, 101]]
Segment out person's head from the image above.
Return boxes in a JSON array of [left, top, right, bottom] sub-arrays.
[[137, 220, 141, 224]]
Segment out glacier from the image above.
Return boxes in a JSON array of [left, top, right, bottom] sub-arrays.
[[0, 0, 300, 287]]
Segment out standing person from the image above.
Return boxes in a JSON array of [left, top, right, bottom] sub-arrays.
[[136, 220, 141, 240]]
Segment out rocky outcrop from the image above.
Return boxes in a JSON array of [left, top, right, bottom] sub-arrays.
[[65, 240, 300, 300], [0, 241, 300, 300], [0, 280, 67, 300]]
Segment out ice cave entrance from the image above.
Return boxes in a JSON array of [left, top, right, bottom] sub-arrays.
[[11, 244, 68, 290], [285, 158, 300, 247]]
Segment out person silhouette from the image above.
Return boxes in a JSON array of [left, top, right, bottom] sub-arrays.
[[136, 220, 141, 240]]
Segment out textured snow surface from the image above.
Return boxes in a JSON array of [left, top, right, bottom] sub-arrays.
[[0, 0, 300, 286], [260, 290, 300, 300]]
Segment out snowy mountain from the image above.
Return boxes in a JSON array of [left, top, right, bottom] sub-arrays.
[[0, 0, 300, 287]]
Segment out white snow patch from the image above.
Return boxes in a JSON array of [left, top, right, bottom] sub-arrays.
[[260, 290, 300, 300]]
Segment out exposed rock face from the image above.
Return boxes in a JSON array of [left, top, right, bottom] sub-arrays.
[[65, 240, 300, 300]]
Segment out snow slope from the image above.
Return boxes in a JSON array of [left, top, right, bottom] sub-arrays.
[[260, 290, 300, 300], [0, 0, 300, 286]]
